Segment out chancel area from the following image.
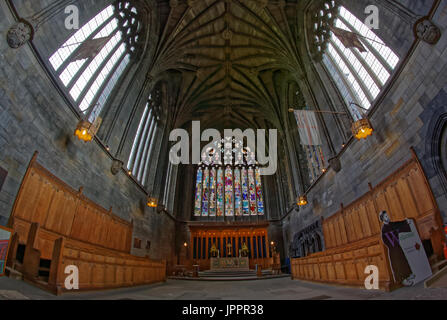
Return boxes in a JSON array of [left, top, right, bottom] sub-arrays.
[[1, 0, 447, 300]]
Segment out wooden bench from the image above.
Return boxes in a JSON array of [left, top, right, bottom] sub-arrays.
[[6, 152, 166, 294], [291, 151, 446, 291]]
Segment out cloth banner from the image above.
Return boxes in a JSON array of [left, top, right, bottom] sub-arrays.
[[330, 26, 367, 52], [70, 35, 113, 62], [294, 110, 322, 146]]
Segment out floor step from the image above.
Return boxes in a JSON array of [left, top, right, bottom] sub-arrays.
[[5, 267, 23, 280], [431, 259, 447, 272], [425, 263, 447, 288], [198, 269, 274, 279]]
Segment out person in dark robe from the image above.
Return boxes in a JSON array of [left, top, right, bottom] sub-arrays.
[[379, 211, 415, 286]]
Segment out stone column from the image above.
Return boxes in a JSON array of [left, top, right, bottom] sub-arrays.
[[7, 0, 78, 48]]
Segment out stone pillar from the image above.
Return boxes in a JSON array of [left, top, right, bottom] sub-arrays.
[[7, 0, 77, 48]]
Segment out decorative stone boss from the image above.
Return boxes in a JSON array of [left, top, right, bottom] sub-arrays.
[[414, 17, 441, 45], [7, 20, 34, 49]]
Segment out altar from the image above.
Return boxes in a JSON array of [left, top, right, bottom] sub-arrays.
[[188, 222, 273, 271], [210, 257, 250, 271]]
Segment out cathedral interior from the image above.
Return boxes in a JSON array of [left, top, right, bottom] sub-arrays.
[[1, 0, 447, 301]]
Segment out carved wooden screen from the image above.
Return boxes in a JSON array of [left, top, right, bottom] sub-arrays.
[[292, 150, 444, 290], [10, 153, 132, 255]]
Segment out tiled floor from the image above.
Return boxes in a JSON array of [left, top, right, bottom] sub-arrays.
[[0, 276, 447, 300]]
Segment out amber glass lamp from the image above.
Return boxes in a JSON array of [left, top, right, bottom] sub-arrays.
[[351, 118, 374, 140], [297, 195, 308, 206], [74, 120, 94, 142], [147, 197, 158, 208], [74, 116, 102, 143]]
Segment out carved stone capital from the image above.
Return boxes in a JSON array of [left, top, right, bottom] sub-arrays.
[[328, 157, 341, 173], [414, 17, 441, 45], [7, 19, 34, 49], [111, 159, 124, 175]]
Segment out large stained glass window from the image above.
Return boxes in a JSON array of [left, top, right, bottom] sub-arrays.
[[193, 137, 265, 217]]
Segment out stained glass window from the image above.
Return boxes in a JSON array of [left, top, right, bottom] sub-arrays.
[[202, 167, 210, 216], [234, 168, 242, 216], [209, 167, 217, 217], [248, 168, 257, 216], [193, 137, 265, 217], [256, 168, 264, 215], [217, 168, 224, 217], [194, 168, 203, 216], [225, 167, 234, 216], [304, 145, 326, 183], [242, 168, 249, 216]]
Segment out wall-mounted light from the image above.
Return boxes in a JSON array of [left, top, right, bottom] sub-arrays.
[[74, 105, 102, 143], [74, 120, 95, 142], [147, 196, 168, 214], [349, 102, 373, 140], [297, 195, 308, 206], [351, 118, 374, 140], [147, 197, 158, 208]]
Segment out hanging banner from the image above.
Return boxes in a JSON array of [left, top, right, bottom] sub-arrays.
[[380, 212, 432, 286], [0, 226, 12, 277], [294, 110, 322, 146]]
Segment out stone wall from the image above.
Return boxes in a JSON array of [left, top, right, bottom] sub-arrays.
[[283, 0, 447, 258], [0, 0, 175, 263]]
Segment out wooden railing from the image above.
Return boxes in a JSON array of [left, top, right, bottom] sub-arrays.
[[291, 150, 445, 291], [7, 152, 166, 294]]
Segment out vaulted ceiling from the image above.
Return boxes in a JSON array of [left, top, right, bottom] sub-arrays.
[[146, 0, 311, 131]]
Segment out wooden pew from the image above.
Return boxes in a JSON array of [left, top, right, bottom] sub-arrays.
[[291, 150, 445, 291], [6, 152, 166, 294]]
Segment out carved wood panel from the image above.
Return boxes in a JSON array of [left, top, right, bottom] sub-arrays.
[[292, 150, 443, 290]]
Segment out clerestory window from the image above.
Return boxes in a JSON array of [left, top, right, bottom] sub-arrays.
[[49, 1, 142, 121]]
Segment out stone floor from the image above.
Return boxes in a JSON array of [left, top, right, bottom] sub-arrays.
[[0, 276, 447, 300]]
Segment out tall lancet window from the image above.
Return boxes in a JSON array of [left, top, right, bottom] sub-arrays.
[[194, 137, 265, 217], [321, 5, 399, 113], [49, 1, 142, 121], [127, 89, 161, 185]]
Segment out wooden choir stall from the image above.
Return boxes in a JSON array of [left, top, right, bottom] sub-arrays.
[[291, 150, 446, 291], [5, 152, 166, 295]]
